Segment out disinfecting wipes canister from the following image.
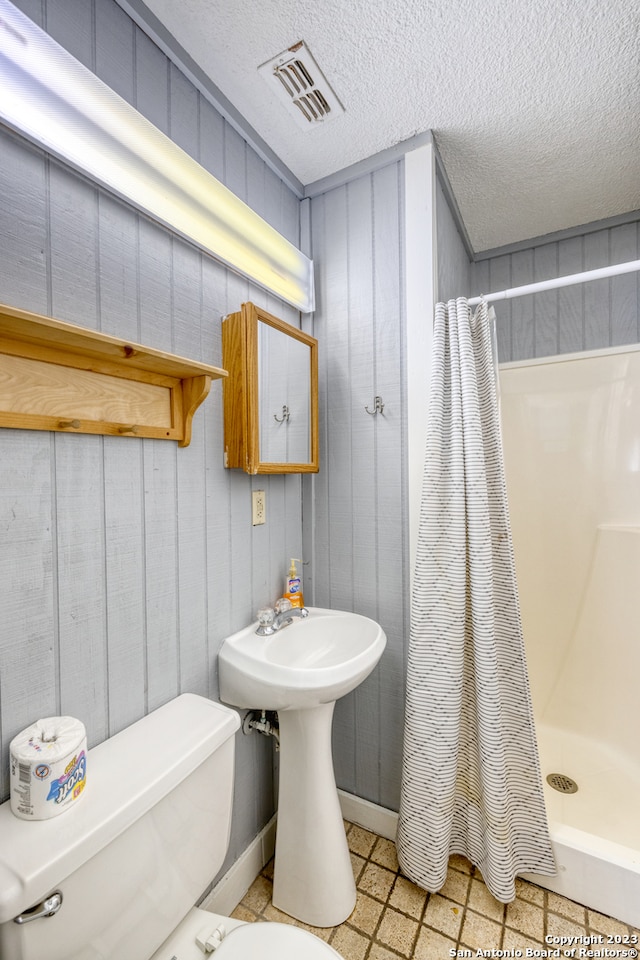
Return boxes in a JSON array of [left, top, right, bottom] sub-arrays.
[[9, 716, 87, 820]]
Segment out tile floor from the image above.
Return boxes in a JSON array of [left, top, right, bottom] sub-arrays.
[[231, 821, 639, 959]]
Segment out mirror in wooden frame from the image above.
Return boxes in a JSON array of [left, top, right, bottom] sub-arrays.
[[222, 302, 318, 474]]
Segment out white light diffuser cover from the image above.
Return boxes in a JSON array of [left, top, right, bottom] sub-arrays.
[[0, 0, 315, 313]]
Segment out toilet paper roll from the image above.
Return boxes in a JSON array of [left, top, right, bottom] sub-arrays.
[[9, 716, 87, 820]]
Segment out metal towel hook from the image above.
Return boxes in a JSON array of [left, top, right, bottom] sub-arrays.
[[365, 396, 385, 416], [273, 405, 290, 423]]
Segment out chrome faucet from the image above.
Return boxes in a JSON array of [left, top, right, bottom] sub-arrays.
[[256, 603, 309, 636]]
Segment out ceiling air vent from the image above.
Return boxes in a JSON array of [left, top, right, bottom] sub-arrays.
[[258, 41, 344, 129]]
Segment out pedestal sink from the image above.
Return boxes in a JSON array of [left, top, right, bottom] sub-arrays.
[[218, 607, 387, 927]]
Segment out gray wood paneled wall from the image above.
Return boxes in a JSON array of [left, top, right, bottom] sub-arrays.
[[473, 223, 640, 362], [5, 0, 637, 871], [307, 162, 409, 812], [435, 180, 640, 362], [303, 166, 640, 822], [0, 0, 302, 875]]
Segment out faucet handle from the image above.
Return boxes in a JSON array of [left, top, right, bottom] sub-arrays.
[[257, 607, 275, 627], [274, 597, 293, 614]]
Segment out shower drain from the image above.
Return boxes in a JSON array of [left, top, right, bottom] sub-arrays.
[[546, 773, 578, 794]]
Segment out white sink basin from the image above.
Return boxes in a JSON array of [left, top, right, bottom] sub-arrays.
[[218, 606, 386, 711], [218, 606, 387, 927]]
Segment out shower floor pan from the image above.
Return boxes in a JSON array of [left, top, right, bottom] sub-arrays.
[[522, 722, 640, 928]]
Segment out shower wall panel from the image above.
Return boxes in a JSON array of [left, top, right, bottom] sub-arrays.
[[499, 346, 640, 726], [499, 345, 640, 925]]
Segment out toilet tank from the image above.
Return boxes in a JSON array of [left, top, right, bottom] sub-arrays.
[[0, 694, 240, 960]]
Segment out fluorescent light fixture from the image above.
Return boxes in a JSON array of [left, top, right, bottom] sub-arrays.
[[0, 0, 315, 313]]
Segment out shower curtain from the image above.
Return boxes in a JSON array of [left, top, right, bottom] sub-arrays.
[[397, 298, 555, 902]]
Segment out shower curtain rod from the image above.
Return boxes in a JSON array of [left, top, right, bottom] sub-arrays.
[[467, 257, 640, 307]]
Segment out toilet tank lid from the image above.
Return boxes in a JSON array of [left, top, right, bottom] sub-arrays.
[[0, 694, 240, 924]]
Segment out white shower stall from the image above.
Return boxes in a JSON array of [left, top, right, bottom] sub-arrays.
[[499, 344, 640, 927]]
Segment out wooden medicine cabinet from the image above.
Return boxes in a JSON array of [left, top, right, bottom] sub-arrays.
[[0, 303, 227, 446], [222, 302, 318, 474]]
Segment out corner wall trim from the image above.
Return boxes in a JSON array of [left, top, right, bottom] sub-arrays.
[[432, 138, 475, 263], [304, 131, 435, 198], [405, 141, 437, 592]]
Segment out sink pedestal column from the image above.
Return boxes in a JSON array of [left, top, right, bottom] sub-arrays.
[[272, 702, 356, 927]]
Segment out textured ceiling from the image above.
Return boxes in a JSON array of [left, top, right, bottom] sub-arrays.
[[137, 0, 639, 252]]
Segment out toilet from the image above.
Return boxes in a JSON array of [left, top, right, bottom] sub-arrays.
[[0, 694, 342, 960]]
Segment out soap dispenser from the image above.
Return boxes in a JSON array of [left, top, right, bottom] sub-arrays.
[[283, 558, 304, 608]]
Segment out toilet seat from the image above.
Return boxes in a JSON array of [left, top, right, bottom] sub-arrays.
[[213, 920, 341, 958]]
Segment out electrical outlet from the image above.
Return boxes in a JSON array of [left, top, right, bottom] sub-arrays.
[[252, 490, 266, 525]]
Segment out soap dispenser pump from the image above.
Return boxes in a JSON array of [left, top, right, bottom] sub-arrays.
[[284, 558, 304, 608]]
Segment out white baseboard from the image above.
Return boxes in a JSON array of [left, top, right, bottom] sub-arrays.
[[201, 815, 277, 916], [338, 790, 399, 842]]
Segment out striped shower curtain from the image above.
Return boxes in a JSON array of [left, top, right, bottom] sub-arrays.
[[396, 298, 555, 902]]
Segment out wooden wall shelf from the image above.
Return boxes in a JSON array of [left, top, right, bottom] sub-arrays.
[[0, 303, 227, 447]]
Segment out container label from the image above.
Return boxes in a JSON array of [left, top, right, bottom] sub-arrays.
[[288, 578, 301, 594], [46, 751, 87, 805]]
